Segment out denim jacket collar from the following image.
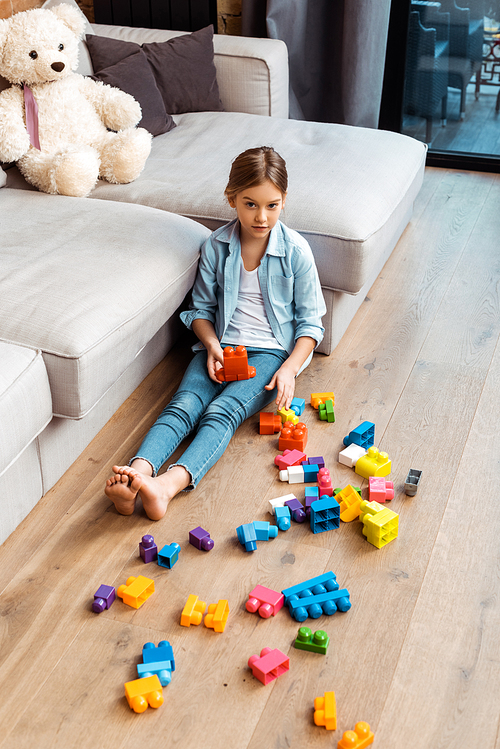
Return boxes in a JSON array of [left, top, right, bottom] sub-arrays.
[[216, 218, 286, 257]]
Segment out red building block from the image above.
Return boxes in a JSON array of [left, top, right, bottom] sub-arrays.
[[246, 585, 284, 618], [216, 346, 256, 382], [248, 647, 289, 685], [274, 449, 307, 470], [260, 412, 282, 434], [368, 476, 394, 502], [318, 467, 333, 497], [279, 422, 308, 452]]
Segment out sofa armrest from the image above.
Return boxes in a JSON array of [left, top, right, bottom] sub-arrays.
[[91, 24, 289, 118]]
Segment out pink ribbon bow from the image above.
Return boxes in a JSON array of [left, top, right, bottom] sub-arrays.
[[23, 84, 41, 151]]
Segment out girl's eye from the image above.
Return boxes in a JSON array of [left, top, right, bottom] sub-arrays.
[[58, 43, 64, 51], [268, 203, 279, 209], [245, 202, 256, 208], [29, 50, 38, 59]]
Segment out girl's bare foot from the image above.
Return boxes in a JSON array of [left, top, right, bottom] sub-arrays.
[[105, 466, 143, 516], [105, 464, 191, 520]]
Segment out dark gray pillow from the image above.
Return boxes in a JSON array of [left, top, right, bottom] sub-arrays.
[[91, 50, 176, 136]]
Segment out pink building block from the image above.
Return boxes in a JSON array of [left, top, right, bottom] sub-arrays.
[[246, 585, 284, 618], [368, 476, 394, 502], [248, 647, 290, 685], [318, 467, 333, 497], [274, 449, 307, 470]]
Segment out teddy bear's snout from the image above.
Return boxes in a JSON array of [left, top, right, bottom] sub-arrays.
[[51, 61, 65, 73]]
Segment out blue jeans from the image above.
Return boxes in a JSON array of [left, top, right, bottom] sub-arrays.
[[131, 347, 289, 488]]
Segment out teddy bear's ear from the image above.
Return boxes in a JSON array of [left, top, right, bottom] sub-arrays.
[[0, 18, 10, 55], [48, 4, 86, 40]]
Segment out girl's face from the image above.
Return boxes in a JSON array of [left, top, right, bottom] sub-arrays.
[[228, 180, 286, 245]]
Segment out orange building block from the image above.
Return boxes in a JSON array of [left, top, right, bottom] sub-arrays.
[[314, 691, 337, 730], [311, 392, 335, 409], [215, 346, 256, 382], [180, 594, 206, 626], [260, 412, 282, 434], [117, 576, 154, 609], [338, 722, 374, 748], [204, 599, 229, 632], [279, 422, 308, 452], [337, 484, 362, 522], [124, 675, 163, 713]]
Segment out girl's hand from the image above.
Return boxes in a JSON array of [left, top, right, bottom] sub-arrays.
[[206, 343, 225, 383], [265, 364, 296, 411]]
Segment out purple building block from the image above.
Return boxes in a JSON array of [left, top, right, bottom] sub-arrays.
[[92, 584, 116, 613], [139, 534, 158, 563], [304, 487, 320, 518], [189, 526, 214, 551], [285, 497, 306, 523], [308, 456, 325, 469]]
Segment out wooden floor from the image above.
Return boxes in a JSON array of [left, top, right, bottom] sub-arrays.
[[1, 167, 500, 748]]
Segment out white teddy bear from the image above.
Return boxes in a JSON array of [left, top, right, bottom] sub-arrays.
[[0, 4, 151, 197]]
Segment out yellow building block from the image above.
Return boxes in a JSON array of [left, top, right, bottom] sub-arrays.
[[338, 721, 374, 748], [360, 500, 398, 548], [124, 675, 163, 713], [277, 406, 299, 425], [314, 690, 337, 730], [354, 446, 391, 479], [204, 599, 229, 632], [117, 576, 154, 609], [310, 392, 335, 410], [336, 485, 362, 522], [180, 594, 206, 626]]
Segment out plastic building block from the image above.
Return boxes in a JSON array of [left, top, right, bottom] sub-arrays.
[[248, 647, 289, 685], [277, 406, 299, 425], [274, 505, 291, 531], [139, 534, 158, 563], [304, 487, 320, 518], [314, 691, 337, 730], [279, 465, 305, 483], [405, 468, 422, 496], [302, 463, 320, 482], [284, 497, 306, 522], [294, 626, 329, 654], [189, 526, 214, 551], [259, 411, 282, 434], [310, 392, 335, 409], [204, 599, 229, 632], [317, 467, 333, 496], [318, 399, 335, 422], [124, 675, 163, 713], [343, 421, 375, 449], [290, 397, 305, 416], [236, 522, 258, 551], [355, 446, 391, 479], [181, 594, 207, 626], [253, 521, 279, 541], [279, 422, 308, 452], [368, 475, 394, 503], [339, 444, 367, 468], [338, 722, 374, 749], [138, 641, 175, 686], [157, 542, 181, 568], [360, 500, 399, 548], [215, 345, 256, 382], [246, 585, 284, 618], [117, 576, 154, 609], [92, 584, 116, 613], [310, 495, 340, 533], [274, 449, 306, 470], [282, 571, 351, 622], [269, 493, 296, 513], [308, 456, 325, 469], [336, 484, 362, 522]]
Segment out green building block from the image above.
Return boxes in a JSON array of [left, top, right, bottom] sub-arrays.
[[294, 626, 329, 654], [318, 399, 335, 423]]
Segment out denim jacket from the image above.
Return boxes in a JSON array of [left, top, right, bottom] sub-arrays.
[[180, 219, 326, 354]]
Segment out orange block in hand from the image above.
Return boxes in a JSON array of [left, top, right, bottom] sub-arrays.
[[216, 346, 256, 382]]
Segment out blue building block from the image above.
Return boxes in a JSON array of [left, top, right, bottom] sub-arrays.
[[138, 641, 175, 686], [281, 571, 350, 622], [157, 542, 181, 569], [274, 505, 291, 531], [290, 397, 306, 416], [253, 521, 279, 541], [237, 522, 257, 551], [310, 496, 340, 534], [282, 571, 339, 602], [302, 463, 320, 482], [343, 421, 375, 449]]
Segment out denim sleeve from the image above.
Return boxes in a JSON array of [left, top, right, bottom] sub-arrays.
[[292, 244, 327, 346], [180, 235, 219, 331]]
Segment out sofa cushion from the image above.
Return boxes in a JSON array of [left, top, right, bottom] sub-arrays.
[[0, 343, 52, 477], [0, 190, 210, 419], [90, 111, 426, 295]]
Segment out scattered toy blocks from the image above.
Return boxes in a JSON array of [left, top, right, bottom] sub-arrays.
[[248, 648, 289, 685], [138, 641, 175, 686], [157, 542, 181, 568], [343, 421, 375, 449], [294, 626, 329, 654], [310, 495, 340, 533], [368, 476, 394, 503], [259, 412, 282, 434], [338, 443, 367, 468], [290, 397, 305, 416], [274, 505, 291, 531], [405, 468, 422, 496], [337, 722, 374, 749], [204, 599, 229, 632], [318, 399, 335, 423], [236, 522, 258, 552], [355, 446, 391, 479], [310, 392, 335, 409], [279, 465, 305, 483], [181, 594, 207, 626], [139, 534, 158, 563], [314, 691, 337, 730], [284, 497, 306, 523], [246, 585, 284, 618], [277, 406, 299, 425], [189, 526, 214, 551], [117, 576, 154, 609], [282, 571, 351, 622], [317, 466, 334, 496], [279, 422, 308, 452], [215, 345, 256, 382], [274, 449, 307, 470], [124, 675, 163, 713], [336, 484, 362, 522], [92, 584, 116, 613], [360, 500, 399, 548], [304, 487, 320, 518]]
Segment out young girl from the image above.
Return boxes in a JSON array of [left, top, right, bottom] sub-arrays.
[[105, 146, 326, 520]]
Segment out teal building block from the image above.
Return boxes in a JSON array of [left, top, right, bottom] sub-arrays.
[[157, 542, 181, 568]]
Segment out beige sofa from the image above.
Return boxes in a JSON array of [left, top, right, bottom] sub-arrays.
[[0, 19, 426, 545]]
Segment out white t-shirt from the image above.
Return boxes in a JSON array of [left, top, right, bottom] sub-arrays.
[[222, 261, 284, 349]]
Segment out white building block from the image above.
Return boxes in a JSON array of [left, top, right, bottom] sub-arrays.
[[338, 444, 367, 468]]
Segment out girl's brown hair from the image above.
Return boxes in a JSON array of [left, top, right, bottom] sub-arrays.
[[224, 146, 288, 203]]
